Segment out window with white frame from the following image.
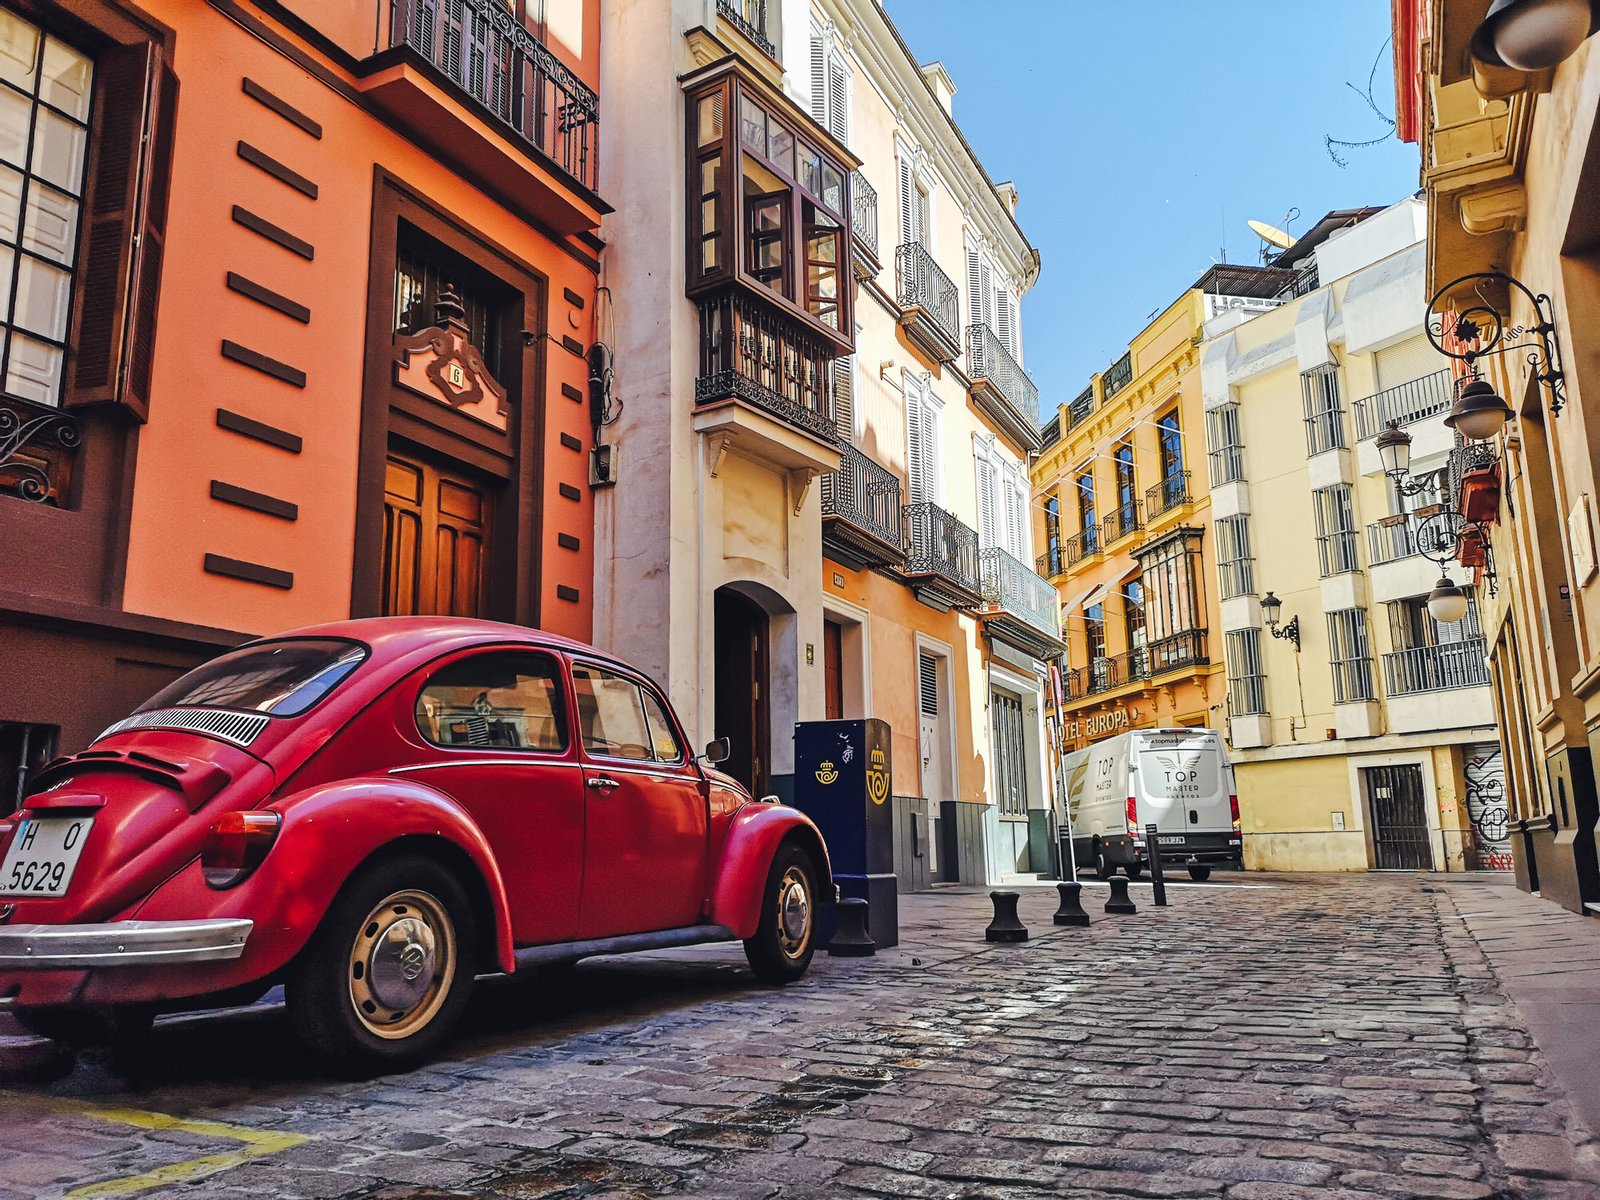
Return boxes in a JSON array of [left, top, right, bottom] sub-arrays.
[[1301, 364, 1345, 455], [896, 148, 929, 250], [1326, 608, 1375, 703], [973, 438, 1028, 558], [1313, 484, 1360, 577], [1225, 629, 1266, 716], [904, 369, 939, 507], [808, 24, 849, 144], [1206, 403, 1244, 486], [1214, 514, 1255, 599]]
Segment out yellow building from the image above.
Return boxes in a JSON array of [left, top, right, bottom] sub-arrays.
[[1198, 198, 1499, 872], [1032, 267, 1289, 756], [1395, 0, 1600, 911]]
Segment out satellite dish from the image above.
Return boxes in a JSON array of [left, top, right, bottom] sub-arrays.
[[1248, 219, 1294, 250]]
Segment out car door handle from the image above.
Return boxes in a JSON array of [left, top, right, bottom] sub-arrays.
[[587, 776, 621, 792]]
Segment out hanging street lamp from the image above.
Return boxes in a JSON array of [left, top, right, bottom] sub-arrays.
[[1470, 0, 1600, 71], [1427, 576, 1472, 625]]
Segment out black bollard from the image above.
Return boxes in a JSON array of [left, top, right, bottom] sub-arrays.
[[985, 890, 1029, 942], [1052, 881, 1091, 927], [828, 897, 876, 956], [1104, 875, 1137, 914], [1145, 824, 1169, 908]]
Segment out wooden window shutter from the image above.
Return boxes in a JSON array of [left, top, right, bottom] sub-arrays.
[[65, 40, 177, 422], [897, 156, 915, 248], [809, 35, 827, 125], [826, 56, 849, 143]]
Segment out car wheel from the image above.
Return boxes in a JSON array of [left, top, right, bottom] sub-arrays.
[[743, 842, 818, 984], [1125, 862, 1144, 880], [1188, 865, 1212, 882], [1093, 845, 1114, 880], [287, 854, 475, 1069]]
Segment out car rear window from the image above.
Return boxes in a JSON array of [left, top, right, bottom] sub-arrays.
[[138, 640, 368, 718]]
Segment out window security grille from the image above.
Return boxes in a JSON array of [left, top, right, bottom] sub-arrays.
[[1301, 364, 1345, 456], [1313, 484, 1360, 577], [1215, 514, 1255, 599], [1206, 403, 1244, 486], [1326, 608, 1375, 704], [1224, 630, 1266, 716]]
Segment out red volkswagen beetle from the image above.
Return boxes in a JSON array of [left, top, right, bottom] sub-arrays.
[[0, 618, 832, 1065]]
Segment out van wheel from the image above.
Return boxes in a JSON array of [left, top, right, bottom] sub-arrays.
[[1188, 865, 1212, 882], [1125, 862, 1144, 880], [287, 855, 476, 1070], [1093, 846, 1114, 880]]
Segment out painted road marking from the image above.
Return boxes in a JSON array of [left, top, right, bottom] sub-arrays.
[[4, 1095, 306, 1198]]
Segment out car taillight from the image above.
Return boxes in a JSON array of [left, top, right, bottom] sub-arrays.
[[1230, 794, 1241, 833], [1125, 797, 1138, 833], [201, 811, 281, 889]]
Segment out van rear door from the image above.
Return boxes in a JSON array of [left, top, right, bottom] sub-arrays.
[[1134, 733, 1229, 836]]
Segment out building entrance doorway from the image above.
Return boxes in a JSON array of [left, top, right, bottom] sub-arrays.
[[714, 587, 771, 796], [382, 449, 494, 618], [823, 619, 844, 720], [1364, 763, 1434, 870]]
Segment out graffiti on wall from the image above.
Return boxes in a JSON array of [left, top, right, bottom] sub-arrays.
[[1464, 743, 1512, 871]]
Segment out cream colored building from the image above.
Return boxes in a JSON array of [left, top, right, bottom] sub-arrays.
[[596, 0, 1060, 885], [1200, 197, 1499, 872]]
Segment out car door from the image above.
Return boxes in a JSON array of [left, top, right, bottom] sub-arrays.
[[570, 662, 708, 939], [406, 649, 583, 945]]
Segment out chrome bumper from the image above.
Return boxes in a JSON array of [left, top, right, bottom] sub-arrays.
[[0, 919, 253, 970]]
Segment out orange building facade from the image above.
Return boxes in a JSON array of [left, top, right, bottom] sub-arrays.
[[0, 0, 604, 804]]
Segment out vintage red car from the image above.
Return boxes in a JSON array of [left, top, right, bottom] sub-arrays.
[[0, 618, 832, 1065]]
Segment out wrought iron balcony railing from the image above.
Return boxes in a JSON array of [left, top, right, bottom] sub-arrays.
[[716, 0, 777, 59], [695, 291, 841, 445], [1102, 352, 1132, 401], [1354, 370, 1454, 440], [1036, 546, 1065, 579], [1367, 517, 1421, 567], [1102, 498, 1142, 546], [1063, 526, 1099, 565], [1110, 646, 1151, 687], [902, 501, 981, 607], [967, 323, 1041, 449], [392, 0, 599, 192], [1447, 441, 1497, 510], [1066, 386, 1094, 431], [1146, 470, 1190, 519], [1383, 639, 1491, 696], [977, 546, 1064, 655], [821, 443, 903, 568], [850, 171, 879, 264], [895, 242, 961, 362], [1086, 656, 1115, 695], [1147, 629, 1207, 676]]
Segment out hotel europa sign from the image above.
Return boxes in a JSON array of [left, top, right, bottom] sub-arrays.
[[1064, 707, 1132, 742]]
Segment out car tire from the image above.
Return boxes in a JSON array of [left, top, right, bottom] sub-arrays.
[[743, 842, 818, 985], [1188, 865, 1212, 882], [286, 854, 476, 1069], [1125, 862, 1144, 880], [1093, 845, 1114, 880]]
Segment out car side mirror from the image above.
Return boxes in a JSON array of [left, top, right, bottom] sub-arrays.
[[701, 737, 731, 765]]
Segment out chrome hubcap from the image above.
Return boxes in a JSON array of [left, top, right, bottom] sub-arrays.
[[776, 866, 811, 959], [348, 889, 455, 1040]]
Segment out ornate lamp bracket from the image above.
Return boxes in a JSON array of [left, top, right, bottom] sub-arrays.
[[1426, 271, 1568, 418]]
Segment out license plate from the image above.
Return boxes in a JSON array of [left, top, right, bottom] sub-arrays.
[[1158, 835, 1186, 845], [0, 817, 95, 897]]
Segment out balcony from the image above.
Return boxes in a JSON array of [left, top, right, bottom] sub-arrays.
[[822, 444, 904, 570], [895, 242, 962, 364], [967, 324, 1042, 451], [1063, 526, 1100, 565], [976, 547, 1065, 659], [1367, 517, 1421, 567], [901, 501, 980, 611], [1110, 647, 1151, 687], [1146, 471, 1190, 521], [1383, 639, 1491, 696], [850, 171, 879, 276], [381, 0, 601, 229], [1101, 499, 1142, 547], [1102, 352, 1133, 402], [694, 291, 843, 475], [1354, 370, 1454, 440], [1147, 629, 1207, 676], [1066, 386, 1094, 432], [1450, 443, 1501, 525], [716, 0, 777, 60], [1036, 547, 1065, 579]]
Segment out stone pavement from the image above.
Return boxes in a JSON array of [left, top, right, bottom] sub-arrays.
[[2, 871, 1599, 1199]]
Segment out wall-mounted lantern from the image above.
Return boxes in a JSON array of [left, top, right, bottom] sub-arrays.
[[1260, 591, 1301, 652]]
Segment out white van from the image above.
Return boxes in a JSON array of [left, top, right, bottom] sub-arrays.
[[1060, 727, 1242, 881]]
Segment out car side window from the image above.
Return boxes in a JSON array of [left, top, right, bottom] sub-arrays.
[[571, 665, 662, 762], [416, 653, 568, 752], [641, 689, 685, 764]]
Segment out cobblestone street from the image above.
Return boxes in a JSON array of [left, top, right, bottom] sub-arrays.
[[2, 872, 1598, 1199]]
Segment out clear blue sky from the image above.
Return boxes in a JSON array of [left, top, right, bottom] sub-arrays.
[[884, 0, 1424, 420]]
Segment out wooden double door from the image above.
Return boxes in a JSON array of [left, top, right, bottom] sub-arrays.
[[383, 449, 494, 618]]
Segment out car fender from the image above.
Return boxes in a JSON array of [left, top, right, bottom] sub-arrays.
[[133, 777, 517, 979], [709, 803, 832, 940]]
